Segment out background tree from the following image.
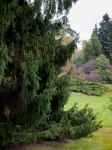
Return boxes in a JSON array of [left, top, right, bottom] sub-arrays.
[[95, 54, 109, 71], [95, 54, 112, 82], [83, 33, 102, 62], [97, 13, 112, 63]]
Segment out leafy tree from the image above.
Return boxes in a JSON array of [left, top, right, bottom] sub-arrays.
[[97, 13, 112, 63], [83, 33, 102, 62], [95, 54, 109, 71], [90, 33, 102, 57], [95, 54, 112, 82], [0, 0, 100, 145]]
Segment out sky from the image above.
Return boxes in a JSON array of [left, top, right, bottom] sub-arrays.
[[68, 0, 112, 47]]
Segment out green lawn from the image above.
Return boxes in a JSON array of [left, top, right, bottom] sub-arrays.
[[64, 92, 112, 127], [59, 90, 112, 150]]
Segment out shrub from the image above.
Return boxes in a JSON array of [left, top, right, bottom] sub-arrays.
[[95, 54, 112, 83], [0, 105, 101, 145], [65, 104, 101, 139], [84, 71, 104, 83], [70, 76, 105, 96], [96, 54, 109, 70], [80, 59, 96, 74]]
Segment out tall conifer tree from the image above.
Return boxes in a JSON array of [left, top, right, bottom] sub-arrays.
[[97, 14, 112, 62], [0, 0, 100, 145]]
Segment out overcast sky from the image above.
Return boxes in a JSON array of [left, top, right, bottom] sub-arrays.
[[68, 0, 112, 47]]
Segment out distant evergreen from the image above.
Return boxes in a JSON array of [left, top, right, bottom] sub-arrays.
[[83, 13, 112, 63], [94, 14, 112, 63]]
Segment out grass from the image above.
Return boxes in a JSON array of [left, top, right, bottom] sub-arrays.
[[61, 128, 112, 150], [64, 92, 112, 127]]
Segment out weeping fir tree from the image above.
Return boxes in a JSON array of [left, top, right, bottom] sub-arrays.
[[0, 0, 101, 145]]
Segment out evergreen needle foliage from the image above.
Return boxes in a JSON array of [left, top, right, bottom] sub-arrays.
[[93, 14, 112, 63], [0, 0, 100, 145]]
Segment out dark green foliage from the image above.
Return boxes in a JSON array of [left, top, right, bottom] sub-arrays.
[[96, 14, 112, 63], [56, 40, 76, 66], [0, 0, 101, 145], [0, 122, 13, 146], [65, 104, 101, 139], [0, 44, 10, 84], [70, 76, 105, 96], [0, 104, 101, 145]]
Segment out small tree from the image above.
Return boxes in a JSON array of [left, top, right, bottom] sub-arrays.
[[95, 54, 109, 70], [95, 54, 112, 82], [83, 33, 102, 62]]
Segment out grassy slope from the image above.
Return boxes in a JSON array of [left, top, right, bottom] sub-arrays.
[[61, 90, 112, 150], [64, 92, 112, 127]]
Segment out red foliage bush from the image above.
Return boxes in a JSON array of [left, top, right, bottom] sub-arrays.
[[74, 69, 104, 83], [84, 71, 104, 83]]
